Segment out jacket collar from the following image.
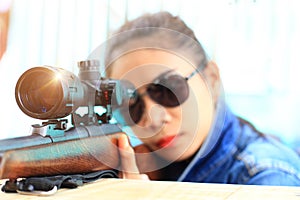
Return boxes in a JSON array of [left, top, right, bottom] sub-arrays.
[[178, 99, 237, 181]]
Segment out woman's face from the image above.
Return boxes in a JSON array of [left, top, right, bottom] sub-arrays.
[[108, 49, 215, 161]]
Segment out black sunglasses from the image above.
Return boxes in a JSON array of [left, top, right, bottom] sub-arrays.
[[121, 68, 199, 125]]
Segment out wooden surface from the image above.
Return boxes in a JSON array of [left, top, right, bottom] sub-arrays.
[[1, 178, 300, 200]]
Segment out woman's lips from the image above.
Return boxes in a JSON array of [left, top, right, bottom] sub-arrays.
[[156, 135, 177, 148]]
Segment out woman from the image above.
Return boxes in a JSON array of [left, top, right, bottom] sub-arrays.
[[103, 11, 300, 185]]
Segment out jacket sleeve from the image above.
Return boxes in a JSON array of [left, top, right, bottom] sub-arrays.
[[246, 169, 300, 186]]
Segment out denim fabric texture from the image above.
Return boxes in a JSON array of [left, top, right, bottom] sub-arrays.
[[178, 106, 300, 186]]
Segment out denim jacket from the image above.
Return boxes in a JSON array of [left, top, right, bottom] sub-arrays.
[[177, 105, 300, 186]]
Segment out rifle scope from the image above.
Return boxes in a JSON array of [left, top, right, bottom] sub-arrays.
[[15, 61, 132, 120]]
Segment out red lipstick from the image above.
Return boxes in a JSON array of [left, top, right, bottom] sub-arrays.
[[156, 135, 176, 148]]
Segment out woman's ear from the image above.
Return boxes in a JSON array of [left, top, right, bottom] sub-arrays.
[[202, 61, 221, 106]]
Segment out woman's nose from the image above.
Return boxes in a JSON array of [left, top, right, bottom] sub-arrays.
[[141, 95, 172, 129]]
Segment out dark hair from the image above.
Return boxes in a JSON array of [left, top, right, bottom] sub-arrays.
[[105, 11, 209, 75]]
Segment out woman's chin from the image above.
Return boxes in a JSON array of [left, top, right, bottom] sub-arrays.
[[155, 146, 194, 162]]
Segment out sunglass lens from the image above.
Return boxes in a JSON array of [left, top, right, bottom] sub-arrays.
[[148, 74, 189, 107], [129, 94, 144, 124]]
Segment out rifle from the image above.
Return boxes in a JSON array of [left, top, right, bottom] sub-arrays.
[[0, 60, 136, 194]]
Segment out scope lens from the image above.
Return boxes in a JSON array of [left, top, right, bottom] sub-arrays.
[[16, 67, 63, 118], [24, 72, 61, 113]]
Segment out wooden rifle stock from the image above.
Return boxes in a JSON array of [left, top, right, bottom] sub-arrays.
[[0, 133, 122, 179], [0, 127, 162, 180]]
